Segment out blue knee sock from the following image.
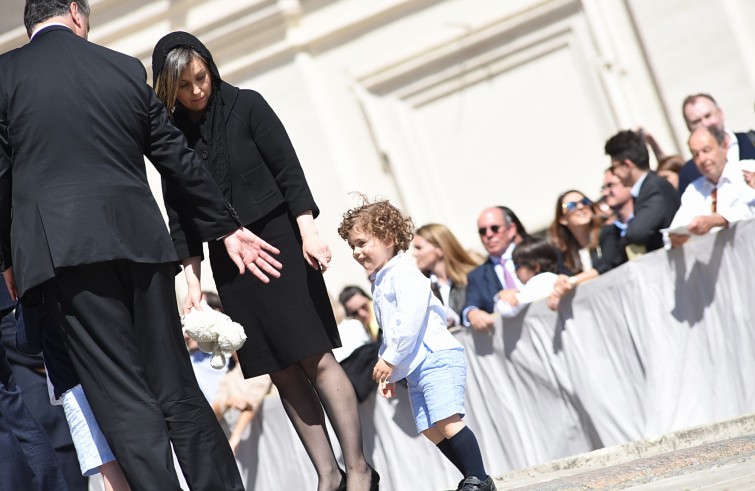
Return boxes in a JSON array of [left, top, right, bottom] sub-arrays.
[[448, 426, 487, 479], [436, 438, 464, 474]]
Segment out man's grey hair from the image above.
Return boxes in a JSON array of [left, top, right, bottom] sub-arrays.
[[24, 0, 90, 35], [699, 125, 726, 146]]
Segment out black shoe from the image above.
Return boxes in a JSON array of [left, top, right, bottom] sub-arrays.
[[458, 475, 495, 491], [369, 465, 380, 491]]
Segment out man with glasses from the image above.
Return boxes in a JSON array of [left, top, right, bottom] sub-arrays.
[[601, 168, 634, 234], [604, 130, 679, 253], [462, 207, 525, 332]]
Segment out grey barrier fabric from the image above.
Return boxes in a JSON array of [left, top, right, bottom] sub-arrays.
[[236, 220, 755, 490]]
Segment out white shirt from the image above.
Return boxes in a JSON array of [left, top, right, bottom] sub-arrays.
[[669, 160, 755, 232], [30, 23, 69, 40], [725, 128, 741, 164], [371, 252, 462, 382], [495, 272, 558, 318]]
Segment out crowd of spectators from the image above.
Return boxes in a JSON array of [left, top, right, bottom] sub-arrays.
[[334, 92, 755, 335]]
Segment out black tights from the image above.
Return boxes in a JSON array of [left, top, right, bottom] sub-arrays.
[[270, 352, 372, 491]]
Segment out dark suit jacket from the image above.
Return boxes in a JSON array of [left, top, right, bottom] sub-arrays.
[[0, 26, 239, 298], [677, 131, 755, 195], [463, 260, 503, 315], [167, 82, 319, 259], [623, 171, 680, 252]]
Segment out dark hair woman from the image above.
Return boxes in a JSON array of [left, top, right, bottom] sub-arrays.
[[546, 189, 627, 310], [152, 32, 377, 490]]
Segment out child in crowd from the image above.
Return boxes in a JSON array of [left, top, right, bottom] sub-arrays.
[[495, 237, 559, 317], [337, 197, 496, 491]]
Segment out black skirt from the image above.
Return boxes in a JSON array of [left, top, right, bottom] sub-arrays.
[[208, 206, 340, 377]]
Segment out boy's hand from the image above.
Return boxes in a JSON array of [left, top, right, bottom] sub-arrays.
[[379, 381, 396, 399], [372, 358, 394, 384]]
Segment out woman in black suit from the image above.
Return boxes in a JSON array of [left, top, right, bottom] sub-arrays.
[[152, 32, 377, 490]]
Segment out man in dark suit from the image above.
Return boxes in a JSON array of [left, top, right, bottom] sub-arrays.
[[604, 130, 680, 253], [463, 206, 525, 332], [0, 282, 68, 491], [0, 1, 283, 489], [677, 93, 755, 194]]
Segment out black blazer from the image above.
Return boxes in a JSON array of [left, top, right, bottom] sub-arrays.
[[623, 172, 679, 252], [0, 26, 239, 298], [463, 260, 503, 315], [167, 82, 318, 259]]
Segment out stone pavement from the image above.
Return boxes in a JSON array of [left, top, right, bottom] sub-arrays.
[[490, 413, 755, 490]]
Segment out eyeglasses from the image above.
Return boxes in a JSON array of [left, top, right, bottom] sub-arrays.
[[561, 197, 592, 213], [601, 182, 619, 191], [478, 224, 505, 236]]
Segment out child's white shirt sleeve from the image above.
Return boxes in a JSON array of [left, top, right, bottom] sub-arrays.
[[379, 269, 432, 367]]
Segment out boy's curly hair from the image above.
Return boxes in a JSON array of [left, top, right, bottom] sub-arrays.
[[337, 195, 415, 252]]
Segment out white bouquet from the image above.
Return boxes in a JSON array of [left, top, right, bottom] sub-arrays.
[[181, 301, 247, 369]]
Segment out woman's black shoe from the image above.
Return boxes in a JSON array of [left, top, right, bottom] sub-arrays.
[[369, 466, 380, 491]]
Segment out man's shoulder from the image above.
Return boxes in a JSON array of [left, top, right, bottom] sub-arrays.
[[467, 260, 492, 281], [641, 171, 677, 196]]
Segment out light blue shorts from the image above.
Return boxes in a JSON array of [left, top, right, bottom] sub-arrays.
[[406, 348, 466, 433], [62, 384, 116, 476]]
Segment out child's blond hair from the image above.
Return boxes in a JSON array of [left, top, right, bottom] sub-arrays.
[[338, 195, 415, 252]]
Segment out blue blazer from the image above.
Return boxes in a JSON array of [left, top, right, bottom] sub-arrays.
[[463, 260, 504, 315]]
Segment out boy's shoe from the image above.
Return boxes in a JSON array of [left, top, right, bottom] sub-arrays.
[[458, 475, 496, 491]]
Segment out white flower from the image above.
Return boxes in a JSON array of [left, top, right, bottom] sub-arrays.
[[181, 300, 247, 369]]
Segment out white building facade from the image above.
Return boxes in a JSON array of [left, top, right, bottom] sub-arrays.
[[1, 0, 754, 293]]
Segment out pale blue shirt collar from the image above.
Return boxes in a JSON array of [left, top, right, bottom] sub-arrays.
[[488, 242, 516, 265], [631, 171, 650, 198]]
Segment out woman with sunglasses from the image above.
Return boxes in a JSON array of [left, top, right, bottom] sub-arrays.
[[546, 190, 627, 309]]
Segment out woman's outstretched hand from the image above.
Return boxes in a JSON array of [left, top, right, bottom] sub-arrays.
[[223, 227, 282, 281]]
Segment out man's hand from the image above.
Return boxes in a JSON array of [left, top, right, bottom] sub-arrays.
[[3, 267, 16, 302], [223, 228, 282, 282], [379, 381, 396, 399], [372, 358, 395, 384], [496, 289, 519, 307], [668, 233, 689, 248], [687, 214, 727, 236], [743, 170, 755, 189], [468, 309, 494, 332]]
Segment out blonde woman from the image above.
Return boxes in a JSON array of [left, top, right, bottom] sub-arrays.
[[412, 224, 481, 327]]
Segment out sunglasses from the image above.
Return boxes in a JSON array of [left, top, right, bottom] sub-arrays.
[[561, 197, 592, 213], [478, 224, 505, 236]]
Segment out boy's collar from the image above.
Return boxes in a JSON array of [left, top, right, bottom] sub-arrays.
[[371, 251, 404, 283]]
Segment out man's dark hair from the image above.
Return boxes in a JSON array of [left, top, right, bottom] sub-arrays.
[[604, 130, 650, 170], [338, 285, 370, 308], [24, 0, 90, 35], [497, 206, 528, 239]]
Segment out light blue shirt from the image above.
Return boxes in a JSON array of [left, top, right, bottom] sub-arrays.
[[371, 252, 462, 382], [631, 171, 649, 198]]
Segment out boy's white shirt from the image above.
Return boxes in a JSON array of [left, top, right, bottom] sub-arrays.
[[494, 272, 558, 318], [370, 252, 462, 382]]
